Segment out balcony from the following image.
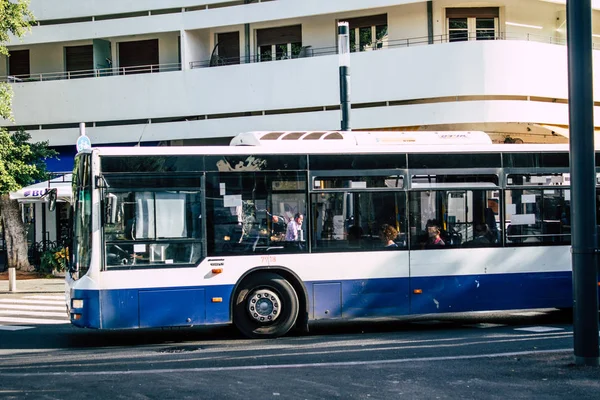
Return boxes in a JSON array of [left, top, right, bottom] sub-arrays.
[[2, 36, 598, 146]]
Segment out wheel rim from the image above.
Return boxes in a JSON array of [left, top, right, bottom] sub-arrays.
[[247, 289, 281, 323]]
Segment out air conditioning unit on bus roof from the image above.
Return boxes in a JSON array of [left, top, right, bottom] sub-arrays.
[[230, 131, 492, 146]]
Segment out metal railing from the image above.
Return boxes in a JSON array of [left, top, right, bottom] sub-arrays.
[[189, 31, 583, 69], [1, 62, 181, 83]]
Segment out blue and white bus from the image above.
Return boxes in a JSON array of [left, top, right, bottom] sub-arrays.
[[66, 130, 593, 338]]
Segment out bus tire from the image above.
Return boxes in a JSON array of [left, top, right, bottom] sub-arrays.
[[233, 272, 299, 339]]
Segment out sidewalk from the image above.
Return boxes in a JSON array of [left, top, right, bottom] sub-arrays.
[[0, 277, 64, 294]]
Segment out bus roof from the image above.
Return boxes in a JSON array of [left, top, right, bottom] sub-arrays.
[[83, 131, 581, 157], [229, 130, 494, 146]]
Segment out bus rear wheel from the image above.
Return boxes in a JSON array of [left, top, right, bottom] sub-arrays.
[[233, 273, 299, 339]]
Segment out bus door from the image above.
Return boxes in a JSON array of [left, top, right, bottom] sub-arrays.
[[309, 172, 410, 319], [408, 184, 500, 314]]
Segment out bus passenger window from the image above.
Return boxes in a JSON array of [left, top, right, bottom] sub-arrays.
[[205, 171, 307, 256], [409, 190, 499, 250], [311, 191, 406, 252], [102, 176, 204, 269], [505, 189, 570, 245]]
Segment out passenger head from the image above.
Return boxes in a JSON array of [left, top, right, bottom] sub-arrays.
[[474, 223, 489, 237], [426, 220, 441, 239], [294, 213, 304, 224], [380, 224, 398, 242]]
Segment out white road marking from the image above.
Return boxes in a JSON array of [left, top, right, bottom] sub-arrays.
[[0, 349, 571, 377], [0, 325, 34, 331], [0, 299, 64, 306], [514, 326, 565, 333], [0, 310, 67, 318], [0, 297, 69, 327], [0, 304, 65, 311], [0, 316, 68, 325], [25, 295, 64, 300]]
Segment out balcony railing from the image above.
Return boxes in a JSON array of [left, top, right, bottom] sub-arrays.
[[1, 63, 181, 83], [189, 31, 575, 69], [0, 31, 591, 83]]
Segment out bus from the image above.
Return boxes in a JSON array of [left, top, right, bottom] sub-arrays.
[[66, 130, 594, 338]]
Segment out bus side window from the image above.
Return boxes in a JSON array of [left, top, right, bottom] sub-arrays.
[[312, 191, 406, 252], [410, 190, 501, 250], [409, 191, 450, 250], [505, 189, 570, 245], [205, 171, 307, 256]]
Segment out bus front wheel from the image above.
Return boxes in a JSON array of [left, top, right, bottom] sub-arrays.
[[233, 273, 299, 338]]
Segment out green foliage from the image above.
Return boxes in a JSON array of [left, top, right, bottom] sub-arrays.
[[0, 82, 12, 120], [0, 128, 57, 194], [38, 245, 67, 274], [0, 0, 35, 57]]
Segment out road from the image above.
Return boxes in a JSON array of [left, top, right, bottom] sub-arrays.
[[0, 295, 598, 399]]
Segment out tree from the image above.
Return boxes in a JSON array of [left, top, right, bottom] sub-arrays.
[[0, 1, 39, 271], [0, 129, 56, 271]]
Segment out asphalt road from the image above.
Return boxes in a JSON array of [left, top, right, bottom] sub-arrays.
[[0, 307, 599, 399]]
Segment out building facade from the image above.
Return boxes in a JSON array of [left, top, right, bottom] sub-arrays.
[[1, 0, 600, 165]]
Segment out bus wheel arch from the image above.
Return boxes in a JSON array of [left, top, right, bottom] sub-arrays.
[[232, 268, 308, 338]]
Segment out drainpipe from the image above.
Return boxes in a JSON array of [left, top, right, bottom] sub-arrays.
[[244, 0, 251, 63], [427, 1, 433, 44]]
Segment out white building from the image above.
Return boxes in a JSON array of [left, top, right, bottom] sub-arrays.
[[1, 0, 600, 167]]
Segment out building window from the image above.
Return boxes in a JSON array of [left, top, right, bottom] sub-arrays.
[[118, 39, 159, 74], [446, 8, 499, 42], [8, 49, 30, 78], [65, 45, 93, 78], [256, 25, 302, 62], [343, 14, 388, 52], [214, 31, 240, 66]]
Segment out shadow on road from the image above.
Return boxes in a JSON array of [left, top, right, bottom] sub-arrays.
[[0, 308, 575, 353]]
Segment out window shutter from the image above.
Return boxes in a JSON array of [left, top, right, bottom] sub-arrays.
[[446, 7, 499, 19], [257, 25, 302, 47]]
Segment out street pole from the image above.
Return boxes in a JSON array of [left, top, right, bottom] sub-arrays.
[[338, 21, 351, 131], [566, 0, 600, 366]]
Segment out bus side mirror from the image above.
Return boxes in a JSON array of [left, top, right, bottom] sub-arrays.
[[47, 189, 57, 212], [105, 194, 118, 224]]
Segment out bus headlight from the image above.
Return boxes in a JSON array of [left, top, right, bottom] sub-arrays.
[[72, 299, 84, 309]]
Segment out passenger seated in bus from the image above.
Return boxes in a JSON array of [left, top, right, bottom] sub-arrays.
[[423, 220, 445, 248], [464, 223, 491, 247], [380, 224, 399, 248], [484, 207, 499, 243]]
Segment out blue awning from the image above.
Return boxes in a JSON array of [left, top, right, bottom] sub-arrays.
[[46, 146, 76, 173]]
